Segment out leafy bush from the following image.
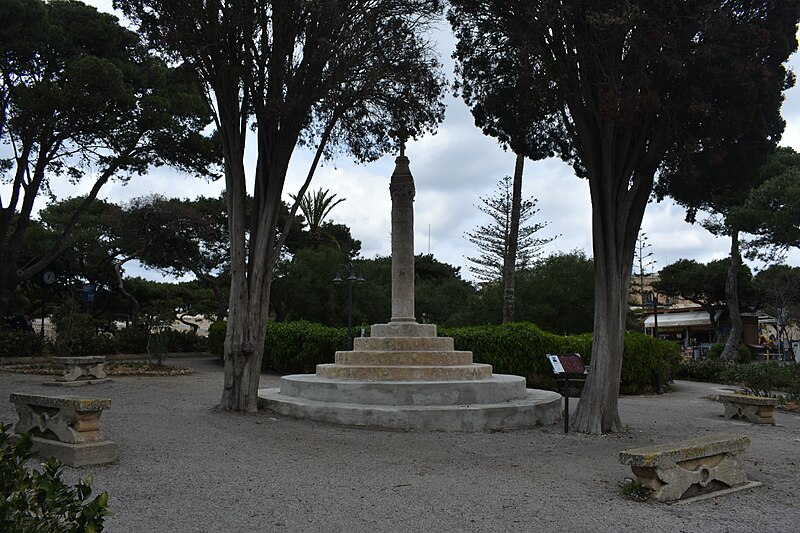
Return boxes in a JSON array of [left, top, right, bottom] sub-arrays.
[[113, 327, 150, 354], [677, 358, 732, 382], [264, 321, 347, 373], [722, 362, 795, 397], [0, 423, 111, 531], [208, 321, 226, 358], [440, 323, 682, 394], [159, 329, 208, 353], [54, 313, 115, 357], [0, 329, 45, 358], [440, 323, 591, 386], [706, 342, 752, 363], [785, 365, 800, 403]]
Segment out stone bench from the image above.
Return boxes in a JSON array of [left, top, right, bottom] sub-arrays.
[[718, 393, 779, 425], [49, 356, 109, 385], [10, 393, 117, 467], [619, 433, 750, 501]]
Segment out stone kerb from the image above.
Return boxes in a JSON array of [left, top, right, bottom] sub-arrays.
[[619, 433, 751, 501], [10, 393, 117, 466], [718, 393, 779, 425], [49, 356, 110, 386]]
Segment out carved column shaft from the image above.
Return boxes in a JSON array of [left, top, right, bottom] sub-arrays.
[[389, 155, 416, 323]]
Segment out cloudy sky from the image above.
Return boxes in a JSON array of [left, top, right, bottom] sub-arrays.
[[41, 3, 800, 281]]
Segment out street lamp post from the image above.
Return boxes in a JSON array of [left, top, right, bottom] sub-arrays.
[[651, 290, 662, 393], [333, 263, 365, 350]]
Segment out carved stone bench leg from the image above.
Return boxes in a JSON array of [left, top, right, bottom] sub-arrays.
[[632, 451, 748, 501], [722, 401, 776, 425]]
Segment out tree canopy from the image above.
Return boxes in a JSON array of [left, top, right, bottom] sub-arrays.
[[0, 0, 217, 322], [654, 258, 756, 340]]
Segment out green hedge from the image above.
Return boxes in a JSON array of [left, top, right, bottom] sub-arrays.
[[208, 321, 227, 358], [211, 320, 681, 393], [441, 323, 682, 394], [0, 329, 45, 358], [264, 321, 347, 373]]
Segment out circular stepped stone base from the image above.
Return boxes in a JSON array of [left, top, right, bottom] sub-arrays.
[[258, 374, 562, 431], [316, 363, 492, 381]]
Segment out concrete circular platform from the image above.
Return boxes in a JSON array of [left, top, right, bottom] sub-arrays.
[[258, 375, 562, 431]]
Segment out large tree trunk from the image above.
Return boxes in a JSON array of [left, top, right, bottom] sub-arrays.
[[721, 229, 743, 361], [503, 153, 524, 323], [569, 118, 656, 434], [570, 221, 631, 434]]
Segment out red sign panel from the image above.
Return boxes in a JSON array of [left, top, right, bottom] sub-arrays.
[[557, 353, 585, 374]]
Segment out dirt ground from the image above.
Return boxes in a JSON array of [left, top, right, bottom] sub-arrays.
[[1, 356, 798, 532]]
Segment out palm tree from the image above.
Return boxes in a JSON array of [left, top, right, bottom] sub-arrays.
[[290, 188, 346, 248]]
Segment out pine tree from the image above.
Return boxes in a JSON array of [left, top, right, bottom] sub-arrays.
[[465, 176, 556, 283]]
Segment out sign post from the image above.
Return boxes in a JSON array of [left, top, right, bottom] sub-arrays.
[[547, 353, 586, 434]]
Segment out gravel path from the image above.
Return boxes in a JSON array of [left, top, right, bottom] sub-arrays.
[[1, 356, 798, 532]]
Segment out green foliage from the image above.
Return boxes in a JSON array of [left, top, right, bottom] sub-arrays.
[[449, 250, 595, 333], [620, 332, 683, 394], [677, 358, 733, 382], [721, 363, 796, 397], [621, 479, 651, 501], [263, 321, 347, 374], [54, 313, 115, 357], [111, 327, 149, 354], [465, 175, 556, 283], [0, 329, 44, 358], [440, 323, 681, 394], [208, 321, 226, 358], [273, 253, 475, 328], [0, 423, 111, 532], [707, 342, 752, 363]]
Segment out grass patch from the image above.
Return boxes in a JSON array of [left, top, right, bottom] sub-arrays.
[[621, 479, 651, 501]]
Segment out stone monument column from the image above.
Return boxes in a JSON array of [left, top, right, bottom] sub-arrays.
[[389, 153, 416, 323]]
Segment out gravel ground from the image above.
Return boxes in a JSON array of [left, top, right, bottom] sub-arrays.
[[1, 356, 799, 533]]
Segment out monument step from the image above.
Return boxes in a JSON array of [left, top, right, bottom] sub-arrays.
[[257, 386, 563, 431], [277, 373, 528, 405], [353, 336, 454, 351], [370, 323, 437, 338], [335, 350, 473, 366], [316, 363, 492, 381]]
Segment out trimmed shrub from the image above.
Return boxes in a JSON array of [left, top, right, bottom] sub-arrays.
[[677, 358, 732, 382], [721, 362, 795, 397], [707, 342, 752, 363], [264, 321, 347, 373], [160, 329, 208, 353], [440, 323, 681, 394], [208, 321, 226, 358], [0, 423, 111, 531], [54, 313, 115, 357], [0, 329, 45, 358], [113, 327, 150, 354], [620, 332, 683, 394]]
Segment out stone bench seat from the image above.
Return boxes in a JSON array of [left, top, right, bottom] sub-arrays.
[[51, 355, 108, 383], [718, 393, 779, 425], [619, 433, 750, 501], [10, 393, 117, 467]]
